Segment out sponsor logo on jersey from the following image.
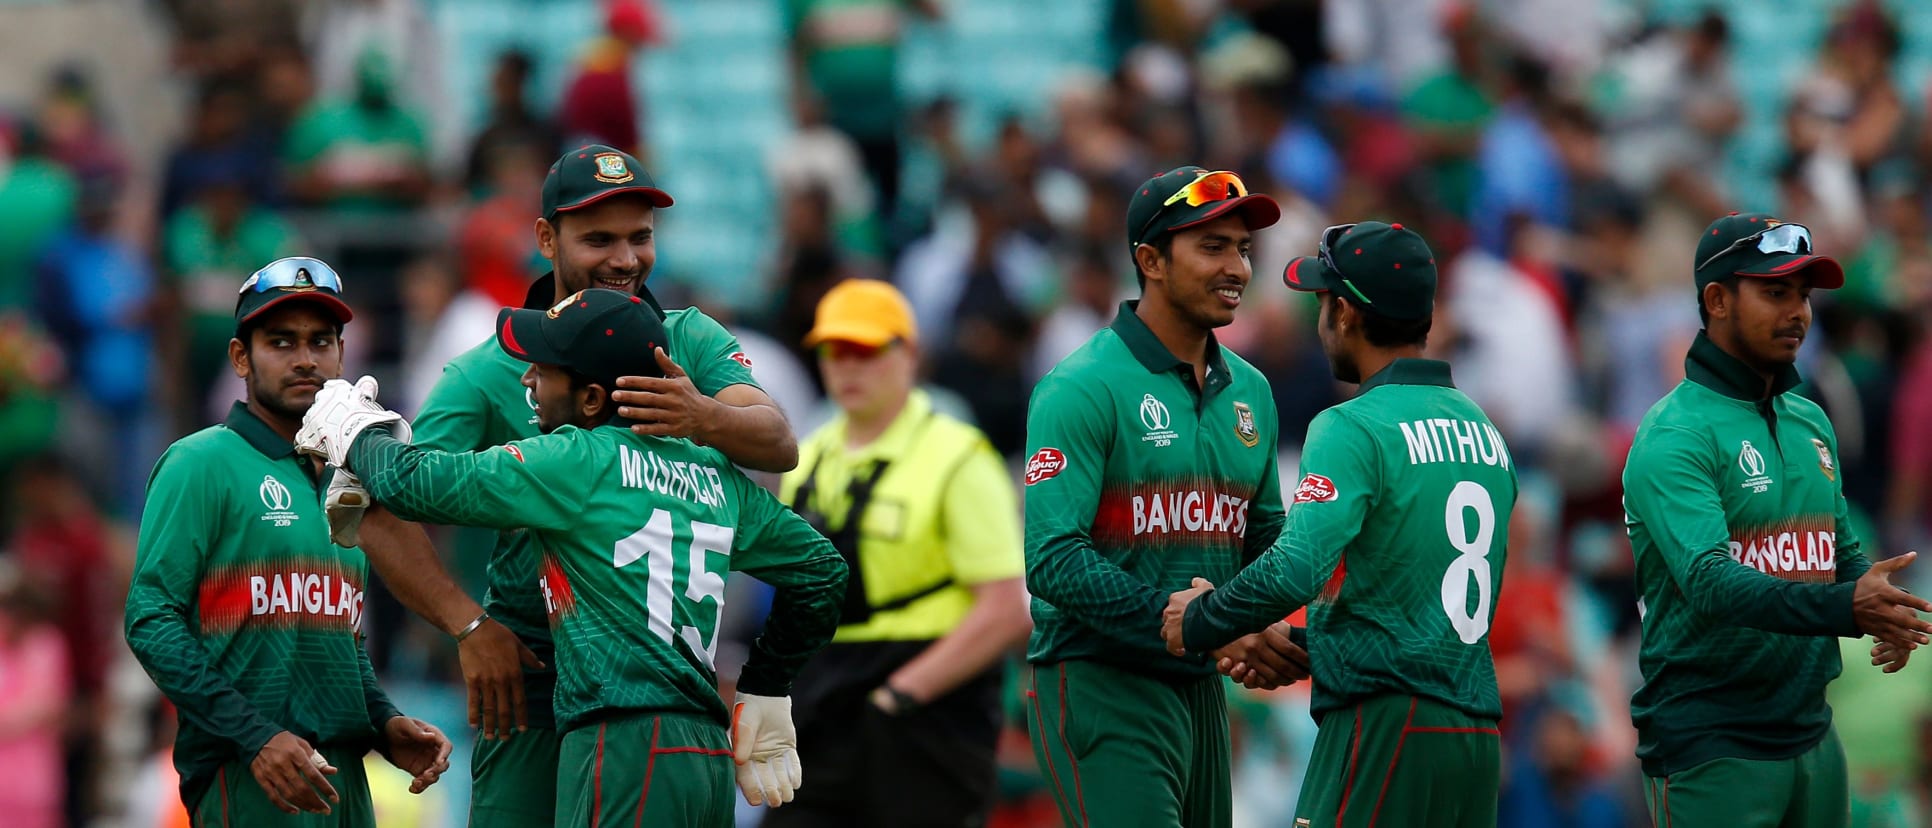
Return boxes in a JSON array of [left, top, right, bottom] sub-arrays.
[[593, 152, 634, 184], [1738, 440, 1772, 493], [1293, 473, 1338, 504], [1812, 438, 1835, 482], [197, 565, 366, 633], [1024, 448, 1066, 485], [1728, 527, 1836, 582], [258, 475, 299, 527], [1232, 401, 1259, 448], [730, 351, 753, 368], [1139, 394, 1177, 447]]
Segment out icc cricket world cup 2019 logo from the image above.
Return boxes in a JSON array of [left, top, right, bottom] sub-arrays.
[[1139, 394, 1176, 448]]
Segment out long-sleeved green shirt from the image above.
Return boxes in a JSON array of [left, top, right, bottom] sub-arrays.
[[126, 402, 398, 809], [1023, 302, 1285, 678], [349, 423, 846, 731], [1624, 332, 1874, 776], [1183, 359, 1515, 720]]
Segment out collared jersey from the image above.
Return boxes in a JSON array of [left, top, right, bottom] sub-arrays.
[[1184, 359, 1515, 720], [1023, 301, 1286, 679], [126, 403, 398, 809], [411, 284, 759, 728], [1623, 332, 1872, 776], [352, 424, 846, 732], [780, 389, 1023, 641]]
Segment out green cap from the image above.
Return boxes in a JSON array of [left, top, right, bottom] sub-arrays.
[[1693, 212, 1844, 290], [541, 145, 673, 223], [1281, 221, 1437, 321], [1125, 166, 1281, 251], [496, 288, 669, 388], [235, 256, 354, 332]]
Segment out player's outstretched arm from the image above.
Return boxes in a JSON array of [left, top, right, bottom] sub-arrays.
[[349, 426, 582, 532], [1627, 427, 1932, 643]]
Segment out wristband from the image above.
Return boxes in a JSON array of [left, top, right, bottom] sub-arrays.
[[454, 612, 490, 643]]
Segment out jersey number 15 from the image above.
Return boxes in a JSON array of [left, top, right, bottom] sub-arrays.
[[614, 509, 732, 671]]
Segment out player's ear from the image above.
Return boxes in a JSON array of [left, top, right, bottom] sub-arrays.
[[536, 217, 559, 260], [581, 381, 610, 421], [1134, 242, 1165, 286], [229, 337, 249, 380], [1702, 280, 1730, 322]]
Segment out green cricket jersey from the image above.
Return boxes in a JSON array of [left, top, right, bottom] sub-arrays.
[[411, 283, 759, 729], [126, 403, 400, 808], [350, 424, 846, 732], [1183, 359, 1516, 720], [1623, 332, 1873, 776], [1023, 302, 1286, 679]]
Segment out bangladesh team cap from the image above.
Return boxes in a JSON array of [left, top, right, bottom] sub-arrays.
[[541, 144, 673, 223], [1126, 167, 1281, 251], [1694, 212, 1844, 290], [497, 288, 669, 389], [235, 256, 354, 331], [802, 279, 918, 348], [1281, 221, 1437, 321]]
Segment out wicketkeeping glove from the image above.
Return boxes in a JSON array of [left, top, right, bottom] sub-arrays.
[[295, 376, 411, 470], [325, 468, 369, 547], [729, 693, 801, 807]]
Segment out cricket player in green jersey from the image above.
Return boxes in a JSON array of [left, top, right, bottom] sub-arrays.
[[1621, 213, 1932, 828], [353, 145, 799, 827], [1023, 167, 1308, 828], [125, 257, 452, 826], [1165, 222, 1514, 828], [297, 288, 847, 827]]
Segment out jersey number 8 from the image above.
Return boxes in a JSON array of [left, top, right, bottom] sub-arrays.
[[1440, 481, 1495, 645], [614, 509, 732, 671]]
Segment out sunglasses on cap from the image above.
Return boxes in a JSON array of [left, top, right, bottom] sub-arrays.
[[816, 340, 899, 362], [1697, 223, 1813, 273], [239, 257, 345, 295], [1135, 171, 1251, 246], [1316, 223, 1377, 306]]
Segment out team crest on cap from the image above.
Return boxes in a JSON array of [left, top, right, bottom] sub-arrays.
[[547, 290, 586, 319], [1232, 401, 1259, 448], [1812, 438, 1835, 481], [593, 153, 634, 184]]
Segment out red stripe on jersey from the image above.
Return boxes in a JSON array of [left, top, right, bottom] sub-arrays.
[[542, 554, 578, 620]]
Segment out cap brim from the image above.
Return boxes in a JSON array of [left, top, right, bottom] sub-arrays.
[[1167, 193, 1283, 235], [802, 322, 899, 348], [553, 186, 675, 215], [1282, 256, 1338, 293], [1736, 254, 1845, 290], [496, 307, 569, 366], [238, 292, 354, 328]]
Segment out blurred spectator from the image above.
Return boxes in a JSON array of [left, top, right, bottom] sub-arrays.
[[1595, 12, 1740, 220], [1472, 55, 1567, 256], [397, 253, 497, 416], [463, 50, 559, 194], [283, 46, 432, 214], [1498, 700, 1630, 828], [558, 0, 661, 158], [0, 126, 78, 313], [0, 315, 64, 482], [456, 139, 548, 308], [768, 90, 884, 262], [1030, 243, 1119, 381], [0, 561, 72, 828], [304, 0, 448, 162], [1402, 5, 1495, 221], [767, 183, 863, 381], [1788, 1, 1907, 183], [160, 162, 301, 414], [785, 0, 942, 218], [1570, 192, 1696, 432], [36, 65, 129, 186], [158, 83, 278, 220], [1443, 229, 1576, 458]]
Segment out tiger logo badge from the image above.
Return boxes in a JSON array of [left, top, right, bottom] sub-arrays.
[[1232, 401, 1259, 448], [1812, 437, 1835, 482], [547, 290, 586, 319], [592, 153, 634, 184]]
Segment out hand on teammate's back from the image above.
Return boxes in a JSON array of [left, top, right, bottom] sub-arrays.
[[250, 731, 339, 815], [377, 716, 453, 795], [1162, 578, 1215, 656], [1852, 551, 1932, 651], [1215, 621, 1310, 690], [461, 618, 544, 740], [612, 347, 717, 439]]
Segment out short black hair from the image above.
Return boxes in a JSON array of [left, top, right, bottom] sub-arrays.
[[1336, 294, 1432, 348], [1698, 276, 1738, 326], [1135, 231, 1175, 290]]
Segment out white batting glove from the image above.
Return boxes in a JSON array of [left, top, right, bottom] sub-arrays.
[[325, 468, 369, 547], [295, 376, 410, 469], [729, 693, 801, 807]]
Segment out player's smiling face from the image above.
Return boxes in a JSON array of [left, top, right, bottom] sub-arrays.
[[1708, 274, 1814, 368], [537, 196, 656, 298], [1145, 214, 1253, 330], [231, 303, 344, 422]]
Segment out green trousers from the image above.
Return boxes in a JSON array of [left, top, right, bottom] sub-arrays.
[[1644, 727, 1849, 828], [191, 745, 374, 828], [1294, 694, 1501, 828], [1026, 660, 1231, 828], [554, 712, 736, 828], [469, 725, 563, 828]]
